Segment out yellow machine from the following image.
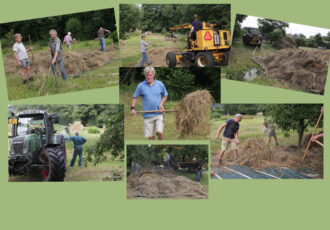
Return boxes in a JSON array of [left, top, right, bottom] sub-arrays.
[[242, 27, 262, 46], [166, 22, 231, 67]]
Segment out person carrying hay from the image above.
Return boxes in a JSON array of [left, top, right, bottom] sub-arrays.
[[263, 122, 279, 146], [131, 67, 168, 140], [13, 33, 33, 84], [215, 114, 242, 164]]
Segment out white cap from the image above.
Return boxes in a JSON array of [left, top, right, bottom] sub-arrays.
[[68, 32, 71, 35]]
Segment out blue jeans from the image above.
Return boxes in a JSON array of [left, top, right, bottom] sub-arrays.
[[51, 59, 67, 80], [195, 169, 202, 182], [164, 161, 169, 169], [99, 38, 106, 51], [70, 146, 83, 167], [140, 52, 151, 67]]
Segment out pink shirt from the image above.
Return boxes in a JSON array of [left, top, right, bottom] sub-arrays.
[[63, 35, 72, 44]]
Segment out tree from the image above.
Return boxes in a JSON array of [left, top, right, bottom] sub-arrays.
[[65, 18, 82, 39], [314, 33, 325, 47], [233, 14, 248, 39], [265, 104, 323, 148], [269, 28, 284, 42], [119, 4, 140, 39], [295, 34, 307, 47], [258, 18, 288, 37]]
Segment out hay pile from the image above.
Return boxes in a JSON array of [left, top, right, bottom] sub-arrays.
[[4, 49, 116, 77], [253, 48, 330, 94], [212, 137, 323, 175], [176, 90, 213, 137], [127, 170, 208, 199], [272, 37, 297, 49]]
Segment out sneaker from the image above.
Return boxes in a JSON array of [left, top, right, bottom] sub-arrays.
[[23, 79, 28, 84], [218, 159, 222, 164]]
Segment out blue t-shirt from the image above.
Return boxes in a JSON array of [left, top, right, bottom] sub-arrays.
[[223, 119, 239, 139], [192, 20, 203, 32], [68, 136, 87, 149], [133, 80, 168, 118]]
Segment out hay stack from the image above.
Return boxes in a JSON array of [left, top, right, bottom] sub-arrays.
[[175, 90, 214, 137]]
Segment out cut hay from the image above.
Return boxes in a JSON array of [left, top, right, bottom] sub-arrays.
[[272, 37, 297, 50], [252, 48, 330, 94], [127, 169, 208, 199], [3, 48, 118, 77], [175, 90, 214, 137]]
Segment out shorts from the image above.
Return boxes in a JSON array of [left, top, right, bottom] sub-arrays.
[[66, 43, 71, 49], [268, 130, 277, 138], [221, 137, 237, 151], [143, 114, 164, 137], [19, 58, 30, 68]]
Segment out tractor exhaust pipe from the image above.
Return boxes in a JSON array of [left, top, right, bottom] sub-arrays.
[[214, 32, 220, 46]]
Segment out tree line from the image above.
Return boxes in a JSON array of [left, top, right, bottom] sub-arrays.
[[0, 8, 117, 48], [119, 4, 231, 39], [126, 145, 208, 168], [234, 14, 330, 48], [120, 67, 220, 102]]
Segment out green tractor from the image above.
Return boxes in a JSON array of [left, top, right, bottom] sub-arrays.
[[8, 110, 67, 181]]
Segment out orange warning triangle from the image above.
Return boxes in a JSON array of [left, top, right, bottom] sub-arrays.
[[204, 31, 212, 40]]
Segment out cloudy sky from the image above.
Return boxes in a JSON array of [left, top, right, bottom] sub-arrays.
[[241, 15, 330, 38]]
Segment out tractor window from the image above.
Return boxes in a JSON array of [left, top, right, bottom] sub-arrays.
[[17, 116, 45, 136], [223, 32, 228, 41]]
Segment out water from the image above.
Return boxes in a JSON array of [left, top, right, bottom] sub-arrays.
[[243, 68, 259, 81]]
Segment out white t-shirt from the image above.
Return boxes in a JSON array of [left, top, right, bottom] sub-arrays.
[[13, 42, 28, 61]]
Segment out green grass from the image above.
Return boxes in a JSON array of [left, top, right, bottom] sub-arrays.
[[120, 33, 186, 66], [120, 89, 210, 140], [4, 40, 120, 101], [210, 114, 322, 153]]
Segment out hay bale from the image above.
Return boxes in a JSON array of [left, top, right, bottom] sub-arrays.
[[175, 90, 214, 137]]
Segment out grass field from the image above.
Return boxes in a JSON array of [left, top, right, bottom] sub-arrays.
[[3, 40, 120, 101], [120, 88, 210, 140], [8, 123, 124, 182], [210, 113, 322, 153], [120, 33, 186, 66]]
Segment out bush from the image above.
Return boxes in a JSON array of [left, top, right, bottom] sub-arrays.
[[88, 127, 100, 134], [269, 28, 284, 42], [1, 29, 14, 48], [110, 30, 118, 43]]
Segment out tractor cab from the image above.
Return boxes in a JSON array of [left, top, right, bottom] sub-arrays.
[[8, 110, 66, 181], [242, 27, 263, 46], [166, 22, 231, 67]]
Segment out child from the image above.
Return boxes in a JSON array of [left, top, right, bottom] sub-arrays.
[[13, 33, 33, 84], [263, 122, 279, 146]]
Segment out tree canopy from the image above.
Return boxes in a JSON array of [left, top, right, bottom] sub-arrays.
[[0, 8, 117, 47], [120, 4, 231, 39]]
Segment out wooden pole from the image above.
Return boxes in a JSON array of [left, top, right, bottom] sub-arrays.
[[301, 110, 323, 163], [314, 140, 324, 147], [28, 34, 35, 63], [136, 110, 176, 113]]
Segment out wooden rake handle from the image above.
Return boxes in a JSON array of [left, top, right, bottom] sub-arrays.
[[136, 110, 176, 113]]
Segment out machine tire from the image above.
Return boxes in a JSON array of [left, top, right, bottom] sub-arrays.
[[194, 52, 215, 67], [166, 52, 177, 67], [40, 147, 66, 181], [219, 51, 229, 66]]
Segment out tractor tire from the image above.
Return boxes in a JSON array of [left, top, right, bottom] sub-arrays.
[[166, 52, 177, 67], [194, 52, 215, 67], [40, 147, 66, 181], [219, 51, 229, 66]]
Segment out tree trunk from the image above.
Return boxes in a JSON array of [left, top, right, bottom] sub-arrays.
[[298, 133, 303, 149]]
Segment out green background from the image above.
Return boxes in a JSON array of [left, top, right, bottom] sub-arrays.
[[0, 0, 329, 229]]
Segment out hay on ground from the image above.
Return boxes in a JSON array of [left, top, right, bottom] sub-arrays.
[[4, 48, 118, 77], [253, 48, 330, 94], [175, 90, 214, 137], [127, 169, 208, 199]]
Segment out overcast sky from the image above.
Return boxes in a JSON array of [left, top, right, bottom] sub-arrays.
[[241, 16, 330, 38]]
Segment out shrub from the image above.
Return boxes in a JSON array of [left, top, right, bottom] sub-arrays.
[[88, 127, 100, 134]]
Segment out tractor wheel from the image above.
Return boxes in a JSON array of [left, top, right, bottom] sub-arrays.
[[40, 147, 66, 181], [166, 52, 177, 67], [219, 51, 229, 66], [194, 52, 215, 67]]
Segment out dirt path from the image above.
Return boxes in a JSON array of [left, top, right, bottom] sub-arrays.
[[137, 47, 191, 67]]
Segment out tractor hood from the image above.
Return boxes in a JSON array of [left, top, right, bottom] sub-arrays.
[[10, 134, 41, 156]]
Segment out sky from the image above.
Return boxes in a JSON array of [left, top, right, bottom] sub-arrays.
[[241, 16, 330, 38]]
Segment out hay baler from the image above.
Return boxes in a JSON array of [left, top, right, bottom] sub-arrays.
[[166, 22, 231, 67]]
